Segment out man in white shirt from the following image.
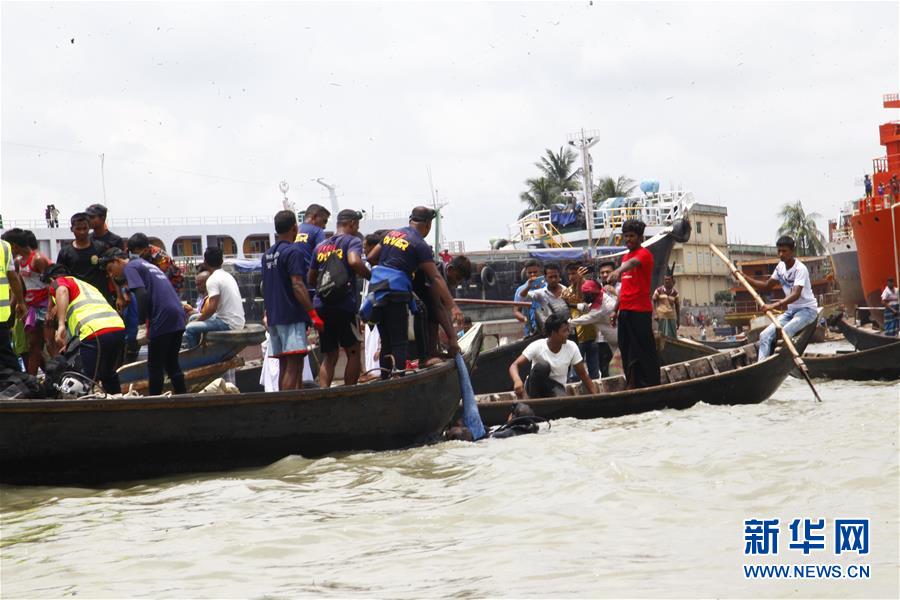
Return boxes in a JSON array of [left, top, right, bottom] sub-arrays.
[[183, 246, 245, 348], [743, 236, 819, 361], [519, 262, 564, 310], [508, 313, 597, 399], [881, 277, 898, 336]]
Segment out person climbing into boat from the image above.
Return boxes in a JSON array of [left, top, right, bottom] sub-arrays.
[[881, 277, 899, 336], [743, 235, 820, 362], [508, 313, 597, 399], [0, 236, 27, 372], [261, 210, 324, 391], [607, 219, 660, 389], [307, 209, 369, 387], [55, 213, 109, 305], [569, 278, 618, 377], [43, 265, 125, 395], [364, 206, 460, 378], [182, 246, 245, 348], [1, 228, 54, 375], [103, 248, 188, 395], [412, 254, 471, 362], [512, 258, 543, 336], [294, 203, 330, 295], [562, 262, 599, 379], [652, 267, 680, 338]]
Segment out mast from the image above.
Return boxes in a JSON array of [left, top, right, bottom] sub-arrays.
[[568, 128, 600, 252], [313, 178, 340, 214]]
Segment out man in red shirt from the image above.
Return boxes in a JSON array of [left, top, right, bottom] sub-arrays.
[[608, 219, 660, 388]]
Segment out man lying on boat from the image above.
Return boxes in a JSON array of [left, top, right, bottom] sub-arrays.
[[507, 313, 598, 399]]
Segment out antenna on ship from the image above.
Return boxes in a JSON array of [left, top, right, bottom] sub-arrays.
[[427, 165, 449, 258], [568, 128, 600, 251], [312, 178, 340, 214], [279, 180, 297, 215]]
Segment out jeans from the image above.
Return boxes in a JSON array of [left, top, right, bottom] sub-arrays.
[[183, 315, 231, 348], [757, 307, 818, 362], [578, 340, 600, 379]]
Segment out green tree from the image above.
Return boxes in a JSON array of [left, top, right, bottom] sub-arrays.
[[519, 177, 562, 217], [777, 200, 826, 256], [593, 175, 637, 202], [536, 147, 581, 192]]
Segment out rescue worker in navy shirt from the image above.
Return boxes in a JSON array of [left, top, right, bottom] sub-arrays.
[[294, 203, 330, 292], [365, 207, 460, 378]]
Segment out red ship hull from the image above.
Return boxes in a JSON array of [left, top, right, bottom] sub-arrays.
[[851, 201, 900, 310]]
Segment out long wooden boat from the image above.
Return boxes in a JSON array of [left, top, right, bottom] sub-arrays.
[[695, 338, 746, 350], [469, 335, 536, 394], [834, 317, 898, 350], [0, 327, 483, 485], [658, 335, 718, 366], [796, 340, 900, 381], [475, 319, 817, 427]]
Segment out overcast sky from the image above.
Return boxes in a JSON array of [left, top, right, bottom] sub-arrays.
[[2, 1, 898, 249]]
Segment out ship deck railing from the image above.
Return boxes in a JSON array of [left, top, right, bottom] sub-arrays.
[[509, 190, 692, 243]]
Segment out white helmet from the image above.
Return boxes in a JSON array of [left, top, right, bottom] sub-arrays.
[[58, 374, 92, 398]]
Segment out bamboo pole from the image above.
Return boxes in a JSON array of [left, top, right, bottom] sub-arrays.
[[709, 243, 822, 402]]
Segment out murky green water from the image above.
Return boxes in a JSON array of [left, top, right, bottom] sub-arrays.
[[2, 378, 897, 598]]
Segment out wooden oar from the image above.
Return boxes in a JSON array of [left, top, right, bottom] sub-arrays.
[[709, 243, 822, 402]]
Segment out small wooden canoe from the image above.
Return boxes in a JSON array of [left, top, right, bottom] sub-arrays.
[[468, 335, 536, 395], [834, 317, 898, 350], [475, 318, 817, 427], [658, 335, 718, 366], [797, 340, 900, 381]]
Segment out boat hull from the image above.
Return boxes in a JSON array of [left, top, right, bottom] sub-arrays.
[[658, 336, 718, 366], [826, 238, 866, 312], [835, 317, 898, 350], [798, 341, 900, 381], [850, 204, 900, 319]]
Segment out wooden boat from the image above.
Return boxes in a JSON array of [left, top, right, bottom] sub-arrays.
[[695, 338, 746, 350], [658, 335, 718, 366], [834, 317, 898, 350], [0, 326, 483, 485], [475, 319, 818, 427], [469, 335, 536, 394], [118, 325, 267, 394], [797, 340, 900, 381]]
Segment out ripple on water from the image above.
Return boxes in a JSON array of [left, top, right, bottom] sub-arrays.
[[1, 378, 897, 598]]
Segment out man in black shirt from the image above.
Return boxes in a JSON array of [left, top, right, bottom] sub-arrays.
[[86, 203, 125, 251], [56, 212, 111, 303]]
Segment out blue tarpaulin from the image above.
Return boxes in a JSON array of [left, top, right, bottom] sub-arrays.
[[550, 211, 578, 228], [229, 258, 262, 272]]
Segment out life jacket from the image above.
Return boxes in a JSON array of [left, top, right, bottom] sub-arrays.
[[0, 240, 11, 322], [52, 277, 124, 341], [359, 265, 417, 322]]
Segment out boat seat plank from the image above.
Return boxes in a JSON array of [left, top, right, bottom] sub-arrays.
[[600, 375, 626, 393], [687, 357, 714, 378], [664, 363, 690, 383], [711, 353, 734, 373]]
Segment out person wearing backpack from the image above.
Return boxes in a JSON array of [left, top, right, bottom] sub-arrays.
[[307, 209, 370, 387]]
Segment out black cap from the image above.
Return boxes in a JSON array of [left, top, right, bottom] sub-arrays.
[[409, 206, 437, 222], [85, 203, 108, 217], [40, 264, 70, 283], [337, 209, 363, 223]]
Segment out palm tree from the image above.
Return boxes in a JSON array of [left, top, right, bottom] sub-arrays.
[[535, 147, 581, 192], [519, 177, 562, 217], [593, 175, 637, 202], [777, 200, 826, 256]]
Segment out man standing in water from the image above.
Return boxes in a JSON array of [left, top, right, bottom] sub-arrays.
[[743, 236, 819, 361], [607, 219, 660, 388]]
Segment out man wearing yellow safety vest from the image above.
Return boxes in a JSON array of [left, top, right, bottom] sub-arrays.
[[43, 265, 126, 394], [0, 238, 27, 372]]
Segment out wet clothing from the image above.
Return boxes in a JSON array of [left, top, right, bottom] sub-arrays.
[[619, 247, 653, 312], [124, 258, 186, 339], [295, 223, 326, 284], [312, 233, 364, 313], [262, 240, 310, 326], [489, 418, 542, 439], [56, 241, 109, 301], [617, 309, 660, 388]]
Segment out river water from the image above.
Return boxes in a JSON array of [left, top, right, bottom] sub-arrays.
[[1, 376, 897, 598]]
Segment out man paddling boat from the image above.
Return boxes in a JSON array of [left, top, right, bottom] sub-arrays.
[[742, 236, 819, 361]]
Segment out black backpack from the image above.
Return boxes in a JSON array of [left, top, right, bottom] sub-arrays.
[[317, 249, 351, 304]]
